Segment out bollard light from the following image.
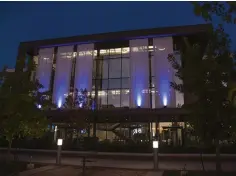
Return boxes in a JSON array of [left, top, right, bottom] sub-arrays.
[[56, 138, 63, 165], [153, 139, 159, 170], [57, 139, 63, 146], [153, 140, 159, 149]]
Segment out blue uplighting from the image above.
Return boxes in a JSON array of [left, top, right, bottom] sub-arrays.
[[57, 96, 62, 108], [137, 94, 142, 107], [159, 72, 170, 107]]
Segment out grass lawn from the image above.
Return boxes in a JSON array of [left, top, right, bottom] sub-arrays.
[[163, 170, 236, 176], [0, 161, 44, 176]]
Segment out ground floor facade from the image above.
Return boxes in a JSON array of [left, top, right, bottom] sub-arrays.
[[47, 108, 192, 147]]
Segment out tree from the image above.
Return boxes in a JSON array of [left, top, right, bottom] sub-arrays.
[[63, 87, 79, 109], [63, 88, 93, 136], [63, 88, 92, 109], [0, 59, 53, 160], [192, 2, 236, 24], [168, 25, 236, 174]]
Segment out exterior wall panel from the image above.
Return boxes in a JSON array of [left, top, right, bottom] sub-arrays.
[[129, 39, 149, 108], [153, 37, 176, 108], [53, 46, 73, 108], [74, 44, 94, 92], [36, 48, 54, 92]]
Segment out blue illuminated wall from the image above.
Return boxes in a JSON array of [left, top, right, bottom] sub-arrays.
[[153, 37, 176, 108], [36, 48, 54, 92], [129, 39, 149, 108], [53, 46, 73, 108], [74, 44, 94, 92]]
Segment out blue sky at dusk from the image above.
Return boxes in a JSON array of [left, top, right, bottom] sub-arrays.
[[0, 1, 236, 69]]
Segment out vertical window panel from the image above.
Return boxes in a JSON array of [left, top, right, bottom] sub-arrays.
[[121, 89, 129, 107], [102, 59, 109, 79], [108, 90, 121, 107], [109, 58, 121, 78], [122, 58, 130, 77]]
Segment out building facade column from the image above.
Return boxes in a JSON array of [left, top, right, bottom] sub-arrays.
[[129, 39, 150, 108], [153, 37, 176, 108], [53, 45, 74, 108], [36, 48, 54, 92], [74, 44, 94, 92]]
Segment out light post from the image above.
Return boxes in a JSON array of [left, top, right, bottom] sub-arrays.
[[153, 139, 159, 170], [56, 138, 63, 165]]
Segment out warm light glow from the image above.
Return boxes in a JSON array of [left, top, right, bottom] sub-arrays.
[[54, 125, 57, 132], [57, 139, 63, 146], [153, 140, 159, 148], [137, 95, 142, 107], [98, 46, 154, 56], [133, 128, 142, 134], [163, 94, 167, 106], [158, 48, 165, 51]]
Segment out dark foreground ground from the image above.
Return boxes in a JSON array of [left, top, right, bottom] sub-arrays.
[[163, 170, 236, 176], [1, 148, 236, 161], [0, 161, 44, 176], [11, 165, 236, 176]]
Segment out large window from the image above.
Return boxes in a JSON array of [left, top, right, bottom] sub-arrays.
[[93, 48, 130, 108]]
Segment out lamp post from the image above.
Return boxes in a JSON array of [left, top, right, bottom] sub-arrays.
[[56, 138, 63, 165], [153, 139, 159, 170]]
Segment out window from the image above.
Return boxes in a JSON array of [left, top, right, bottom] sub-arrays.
[[93, 47, 130, 108]]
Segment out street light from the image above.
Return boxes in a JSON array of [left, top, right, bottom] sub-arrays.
[[153, 139, 159, 170], [56, 138, 63, 165]]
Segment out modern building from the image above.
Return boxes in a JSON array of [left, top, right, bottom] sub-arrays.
[[15, 24, 211, 146]]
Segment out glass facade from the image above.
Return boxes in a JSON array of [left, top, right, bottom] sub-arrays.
[[33, 37, 187, 146], [36, 39, 184, 109], [92, 48, 130, 108]]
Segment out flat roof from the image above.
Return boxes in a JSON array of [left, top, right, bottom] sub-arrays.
[[20, 23, 211, 49]]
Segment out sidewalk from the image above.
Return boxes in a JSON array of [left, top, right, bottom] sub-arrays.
[[1, 147, 236, 158], [13, 153, 236, 171], [19, 166, 156, 176]]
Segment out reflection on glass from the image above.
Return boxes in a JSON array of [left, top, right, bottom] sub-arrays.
[[122, 78, 129, 89], [100, 90, 107, 107], [108, 90, 120, 107], [102, 80, 108, 89], [151, 88, 155, 108], [122, 58, 130, 77], [109, 59, 121, 78], [121, 89, 129, 107], [109, 79, 121, 89], [103, 59, 109, 79]]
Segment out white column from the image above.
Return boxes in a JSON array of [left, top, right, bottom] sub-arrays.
[[53, 46, 74, 108], [174, 51, 184, 107], [153, 37, 175, 108], [74, 44, 94, 92], [36, 48, 54, 92], [129, 39, 149, 108]]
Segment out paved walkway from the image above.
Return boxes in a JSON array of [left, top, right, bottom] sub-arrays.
[[1, 148, 235, 158], [11, 153, 236, 171], [20, 166, 161, 176]]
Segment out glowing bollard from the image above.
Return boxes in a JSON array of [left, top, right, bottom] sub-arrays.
[[56, 138, 63, 165]]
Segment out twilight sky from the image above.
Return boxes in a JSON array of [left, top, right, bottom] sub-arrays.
[[0, 1, 235, 69]]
